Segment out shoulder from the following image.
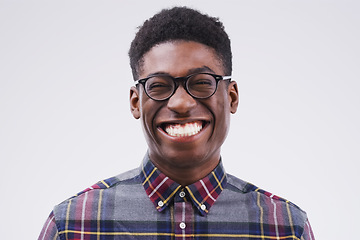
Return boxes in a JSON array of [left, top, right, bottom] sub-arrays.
[[224, 173, 308, 224], [75, 167, 141, 196], [53, 167, 141, 215]]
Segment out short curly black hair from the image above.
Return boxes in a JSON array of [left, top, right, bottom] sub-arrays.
[[129, 6, 232, 80]]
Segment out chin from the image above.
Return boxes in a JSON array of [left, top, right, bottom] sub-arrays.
[[162, 149, 213, 167]]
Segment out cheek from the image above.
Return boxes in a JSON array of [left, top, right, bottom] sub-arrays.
[[139, 95, 154, 136], [139, 97, 163, 139], [213, 90, 231, 134]]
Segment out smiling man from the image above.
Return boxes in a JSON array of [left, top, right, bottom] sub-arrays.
[[129, 40, 237, 187], [39, 7, 315, 240]]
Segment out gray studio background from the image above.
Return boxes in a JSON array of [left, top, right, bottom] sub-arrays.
[[1, 0, 359, 239]]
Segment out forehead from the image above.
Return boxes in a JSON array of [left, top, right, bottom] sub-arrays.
[[140, 41, 224, 78]]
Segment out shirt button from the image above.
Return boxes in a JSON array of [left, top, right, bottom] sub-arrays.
[[179, 191, 186, 198], [179, 222, 186, 229], [158, 201, 164, 207], [201, 204, 206, 210]]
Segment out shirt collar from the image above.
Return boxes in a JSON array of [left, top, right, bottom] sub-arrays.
[[140, 154, 227, 216]]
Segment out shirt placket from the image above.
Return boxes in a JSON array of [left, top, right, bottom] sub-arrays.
[[174, 189, 194, 240]]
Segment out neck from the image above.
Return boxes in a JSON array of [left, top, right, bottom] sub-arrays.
[[149, 153, 220, 186]]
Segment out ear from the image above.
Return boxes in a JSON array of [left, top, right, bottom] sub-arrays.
[[228, 81, 239, 114], [130, 86, 140, 119]]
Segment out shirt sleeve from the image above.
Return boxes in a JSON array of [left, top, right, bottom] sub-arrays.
[[301, 218, 315, 240], [38, 211, 60, 240]]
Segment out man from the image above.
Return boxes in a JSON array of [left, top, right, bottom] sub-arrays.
[[39, 7, 315, 240]]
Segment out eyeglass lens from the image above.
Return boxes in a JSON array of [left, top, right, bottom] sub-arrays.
[[145, 73, 217, 100]]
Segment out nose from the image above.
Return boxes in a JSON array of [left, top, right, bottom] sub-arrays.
[[167, 85, 196, 114]]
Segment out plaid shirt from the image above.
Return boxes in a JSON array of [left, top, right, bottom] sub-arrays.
[[39, 155, 314, 240]]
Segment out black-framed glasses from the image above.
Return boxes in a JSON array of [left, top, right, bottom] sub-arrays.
[[134, 73, 232, 101]]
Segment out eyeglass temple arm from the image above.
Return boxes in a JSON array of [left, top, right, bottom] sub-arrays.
[[134, 79, 142, 85], [222, 76, 232, 81]]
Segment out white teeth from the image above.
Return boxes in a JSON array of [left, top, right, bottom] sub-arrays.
[[165, 121, 203, 137]]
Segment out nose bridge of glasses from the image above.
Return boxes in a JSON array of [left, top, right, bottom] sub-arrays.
[[167, 78, 197, 112], [166, 75, 189, 95], [171, 77, 189, 96], [173, 75, 189, 86]]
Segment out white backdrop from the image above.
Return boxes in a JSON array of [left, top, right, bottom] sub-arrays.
[[1, 0, 359, 239]]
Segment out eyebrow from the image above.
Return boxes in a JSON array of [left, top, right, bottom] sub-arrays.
[[146, 66, 216, 78], [187, 66, 215, 75]]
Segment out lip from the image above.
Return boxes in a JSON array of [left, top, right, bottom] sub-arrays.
[[156, 119, 210, 143]]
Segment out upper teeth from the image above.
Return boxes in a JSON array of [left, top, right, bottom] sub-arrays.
[[165, 121, 203, 137]]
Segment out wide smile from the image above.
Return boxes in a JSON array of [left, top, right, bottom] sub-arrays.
[[159, 120, 208, 138]]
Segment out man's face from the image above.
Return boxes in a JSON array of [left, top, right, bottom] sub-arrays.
[[130, 41, 238, 174]]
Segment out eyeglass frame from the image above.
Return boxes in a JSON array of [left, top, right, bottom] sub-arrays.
[[134, 72, 232, 101]]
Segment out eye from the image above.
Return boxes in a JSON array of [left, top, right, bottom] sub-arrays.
[[148, 82, 170, 89], [145, 76, 173, 96], [193, 79, 213, 85], [189, 76, 215, 88], [189, 74, 216, 86]]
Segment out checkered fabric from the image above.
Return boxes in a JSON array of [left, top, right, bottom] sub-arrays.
[[39, 155, 315, 239]]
